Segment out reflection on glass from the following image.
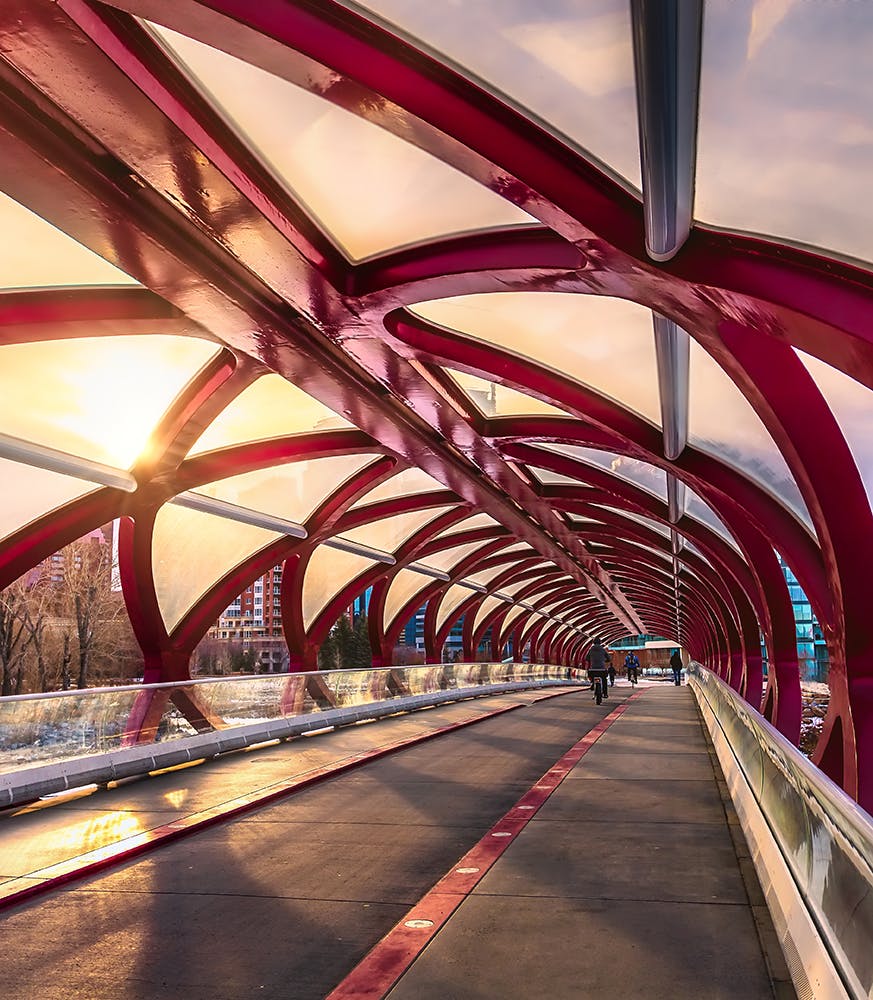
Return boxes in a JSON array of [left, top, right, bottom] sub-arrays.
[[688, 341, 810, 527], [697, 0, 873, 265], [149, 25, 531, 261], [0, 336, 217, 468], [411, 293, 662, 425], [0, 191, 138, 288], [189, 374, 350, 455], [353, 0, 640, 186], [0, 460, 96, 542]]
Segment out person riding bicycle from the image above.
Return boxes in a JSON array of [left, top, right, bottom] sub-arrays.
[[586, 638, 611, 701], [624, 650, 640, 685]]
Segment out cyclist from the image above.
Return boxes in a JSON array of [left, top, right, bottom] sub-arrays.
[[586, 638, 611, 702], [624, 650, 640, 686]]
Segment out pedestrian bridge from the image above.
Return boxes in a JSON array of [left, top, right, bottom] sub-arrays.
[[0, 3, 872, 997], [2, 666, 872, 998]]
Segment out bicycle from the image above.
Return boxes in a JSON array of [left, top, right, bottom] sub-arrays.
[[588, 670, 606, 705]]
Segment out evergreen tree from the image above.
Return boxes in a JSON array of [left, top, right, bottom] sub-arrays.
[[318, 627, 338, 670], [352, 614, 372, 669], [334, 613, 355, 669]]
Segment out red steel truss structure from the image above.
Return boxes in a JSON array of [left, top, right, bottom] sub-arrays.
[[0, 2, 871, 805]]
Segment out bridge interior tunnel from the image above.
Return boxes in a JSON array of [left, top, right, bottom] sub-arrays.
[[0, 2, 871, 810]]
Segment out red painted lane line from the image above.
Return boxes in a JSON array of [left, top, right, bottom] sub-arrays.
[[327, 689, 645, 1000], [0, 686, 585, 912]]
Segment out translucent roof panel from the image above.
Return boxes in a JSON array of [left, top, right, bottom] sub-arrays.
[[150, 25, 531, 262], [697, 1, 873, 265], [0, 336, 217, 469], [688, 341, 811, 526], [496, 578, 535, 598], [436, 584, 477, 634], [445, 370, 570, 418], [465, 562, 515, 589], [684, 486, 741, 553], [798, 351, 873, 515], [594, 505, 670, 539], [352, 467, 451, 509], [500, 604, 529, 634], [411, 293, 661, 425], [189, 374, 350, 455], [431, 511, 500, 542], [421, 539, 494, 574], [303, 545, 377, 629], [527, 467, 595, 488], [354, 0, 640, 187], [473, 595, 506, 633], [153, 504, 282, 633], [340, 505, 455, 554], [539, 444, 668, 501], [0, 191, 138, 288], [193, 454, 379, 526], [0, 460, 96, 543], [383, 568, 434, 631]]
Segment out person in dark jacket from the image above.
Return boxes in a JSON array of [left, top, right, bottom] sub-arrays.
[[670, 649, 683, 686], [586, 638, 611, 699], [624, 651, 640, 685]]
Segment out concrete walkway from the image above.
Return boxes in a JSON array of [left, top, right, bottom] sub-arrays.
[[0, 685, 792, 998], [382, 686, 792, 999]]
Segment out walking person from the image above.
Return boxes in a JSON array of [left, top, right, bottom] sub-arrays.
[[624, 650, 640, 685], [670, 648, 683, 686], [607, 660, 616, 688], [586, 638, 611, 701]]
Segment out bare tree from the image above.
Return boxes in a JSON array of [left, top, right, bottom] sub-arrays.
[[0, 576, 35, 695]]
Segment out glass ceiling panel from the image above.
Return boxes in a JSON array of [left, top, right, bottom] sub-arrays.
[[352, 0, 640, 187], [496, 578, 533, 598], [473, 594, 506, 633], [0, 460, 96, 543], [445, 369, 570, 418], [193, 454, 378, 526], [500, 604, 529, 633], [436, 583, 476, 634], [303, 545, 377, 629], [0, 191, 138, 288], [688, 341, 811, 526], [527, 467, 595, 488], [431, 511, 500, 542], [150, 25, 531, 262], [684, 486, 741, 553], [411, 293, 661, 425], [340, 505, 455, 554], [383, 568, 434, 631], [153, 504, 281, 633], [189, 374, 350, 455], [539, 443, 668, 500], [0, 336, 216, 469], [466, 563, 515, 589], [798, 351, 873, 516], [593, 504, 670, 538], [697, 1, 873, 265], [422, 539, 494, 574], [352, 468, 451, 509], [498, 542, 538, 556]]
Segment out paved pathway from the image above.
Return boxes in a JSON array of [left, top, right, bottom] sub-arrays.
[[0, 685, 792, 998]]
